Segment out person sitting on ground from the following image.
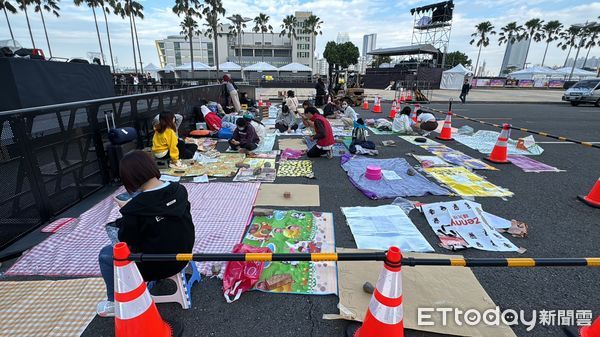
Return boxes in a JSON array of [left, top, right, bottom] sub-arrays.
[[392, 106, 414, 134], [96, 150, 195, 318], [323, 99, 340, 119], [229, 118, 260, 152], [304, 107, 334, 159], [285, 90, 299, 117], [275, 104, 299, 133], [337, 101, 358, 127], [153, 112, 183, 133], [201, 105, 222, 132], [243, 114, 266, 146], [152, 111, 198, 169], [412, 110, 439, 136], [239, 92, 255, 108]]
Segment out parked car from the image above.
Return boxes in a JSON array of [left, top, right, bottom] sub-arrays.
[[562, 78, 600, 106]]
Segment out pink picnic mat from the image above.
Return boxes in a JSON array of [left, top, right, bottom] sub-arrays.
[[6, 182, 260, 277]]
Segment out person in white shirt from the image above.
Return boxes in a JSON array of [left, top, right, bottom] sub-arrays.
[[285, 90, 299, 116], [337, 101, 358, 127], [412, 111, 439, 135]]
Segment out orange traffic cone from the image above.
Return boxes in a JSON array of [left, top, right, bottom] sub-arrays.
[[580, 316, 600, 337], [578, 178, 600, 208], [363, 98, 369, 110], [113, 243, 182, 337], [354, 247, 404, 337], [389, 100, 398, 119], [406, 90, 412, 102], [373, 96, 382, 113], [258, 96, 264, 107], [410, 105, 418, 123], [436, 112, 454, 141], [484, 123, 511, 164], [399, 89, 405, 103]]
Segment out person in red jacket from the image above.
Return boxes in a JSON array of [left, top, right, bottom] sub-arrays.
[[304, 107, 334, 159], [201, 105, 222, 131]]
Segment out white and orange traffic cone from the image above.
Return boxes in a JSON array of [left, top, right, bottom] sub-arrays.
[[406, 90, 412, 102], [389, 100, 398, 119], [353, 247, 404, 337], [436, 112, 454, 141], [410, 105, 418, 123], [373, 96, 382, 113], [114, 243, 183, 337], [362, 98, 369, 110], [580, 316, 600, 337], [578, 178, 600, 208], [258, 96, 264, 107], [484, 123, 511, 164], [399, 89, 405, 104]]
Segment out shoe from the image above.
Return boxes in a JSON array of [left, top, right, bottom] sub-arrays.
[[169, 160, 188, 170], [422, 131, 431, 137], [96, 300, 115, 317], [326, 150, 333, 159]]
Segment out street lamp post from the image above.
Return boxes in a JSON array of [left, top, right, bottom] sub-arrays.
[[569, 22, 598, 81]]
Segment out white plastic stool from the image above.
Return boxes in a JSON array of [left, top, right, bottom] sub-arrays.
[[151, 261, 201, 309]]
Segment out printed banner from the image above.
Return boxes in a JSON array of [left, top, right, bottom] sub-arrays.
[[424, 166, 513, 197]]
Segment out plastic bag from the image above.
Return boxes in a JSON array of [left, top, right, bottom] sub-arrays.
[[457, 125, 474, 135], [222, 243, 270, 303], [391, 197, 415, 215]]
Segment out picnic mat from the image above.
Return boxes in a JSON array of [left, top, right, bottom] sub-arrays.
[[278, 138, 307, 151], [242, 210, 336, 295], [247, 151, 278, 159], [277, 160, 314, 178], [185, 137, 217, 152], [411, 154, 452, 168], [161, 153, 246, 177], [255, 184, 320, 207], [424, 166, 513, 197], [454, 130, 543, 155], [7, 183, 260, 277], [0, 278, 106, 337], [367, 126, 399, 135], [399, 135, 440, 146], [324, 249, 518, 337], [341, 205, 434, 252], [340, 155, 450, 199], [332, 126, 353, 137], [255, 133, 277, 153], [507, 155, 562, 173], [233, 158, 277, 182]]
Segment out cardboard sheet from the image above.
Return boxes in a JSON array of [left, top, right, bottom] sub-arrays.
[[325, 249, 517, 337], [278, 138, 307, 151], [255, 184, 320, 207]]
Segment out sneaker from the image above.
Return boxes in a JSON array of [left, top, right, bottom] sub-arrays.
[[169, 160, 188, 170], [96, 300, 115, 317], [326, 150, 333, 159]]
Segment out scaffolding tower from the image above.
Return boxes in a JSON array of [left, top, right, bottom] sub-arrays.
[[410, 1, 454, 67]]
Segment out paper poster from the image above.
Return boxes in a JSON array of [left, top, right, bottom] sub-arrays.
[[411, 154, 452, 168], [424, 167, 513, 197], [381, 170, 402, 180]]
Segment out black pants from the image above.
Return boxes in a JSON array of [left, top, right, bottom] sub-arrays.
[[275, 122, 298, 133], [307, 145, 328, 158], [459, 92, 467, 103], [229, 139, 258, 151], [177, 140, 198, 159], [315, 95, 325, 107]]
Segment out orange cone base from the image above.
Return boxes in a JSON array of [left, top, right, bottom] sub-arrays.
[[484, 156, 510, 164], [578, 195, 600, 208], [353, 311, 405, 337], [436, 136, 453, 141], [389, 111, 396, 119], [115, 306, 175, 337]]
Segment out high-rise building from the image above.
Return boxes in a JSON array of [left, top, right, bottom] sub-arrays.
[[155, 12, 317, 73], [499, 38, 529, 76], [362, 34, 377, 57], [336, 32, 350, 44]]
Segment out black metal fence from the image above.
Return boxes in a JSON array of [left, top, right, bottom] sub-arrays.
[[0, 84, 243, 251]]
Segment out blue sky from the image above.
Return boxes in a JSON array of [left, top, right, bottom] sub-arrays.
[[1, 0, 598, 74]]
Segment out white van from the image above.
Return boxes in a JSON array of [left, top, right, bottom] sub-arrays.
[[562, 78, 600, 106]]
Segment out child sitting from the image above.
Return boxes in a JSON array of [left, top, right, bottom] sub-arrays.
[[275, 104, 299, 133], [392, 106, 415, 134], [229, 118, 260, 152], [152, 111, 197, 169]]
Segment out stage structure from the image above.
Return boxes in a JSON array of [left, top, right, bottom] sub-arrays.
[[410, 0, 454, 67]]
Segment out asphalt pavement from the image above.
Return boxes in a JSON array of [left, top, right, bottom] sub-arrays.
[[4, 102, 599, 337]]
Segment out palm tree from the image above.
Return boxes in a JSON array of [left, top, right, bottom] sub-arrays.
[[202, 0, 225, 79], [173, 0, 202, 74], [498, 21, 524, 46], [16, 0, 36, 48], [303, 14, 323, 73], [469, 21, 495, 77], [74, 0, 105, 64], [114, 0, 143, 73], [228, 14, 249, 65], [540, 20, 562, 67], [279, 14, 297, 54], [103, 0, 118, 71], [129, 1, 144, 73], [558, 26, 582, 67], [582, 20, 600, 68], [32, 0, 59, 57], [252, 13, 272, 63], [1, 0, 17, 40], [522, 18, 543, 68]]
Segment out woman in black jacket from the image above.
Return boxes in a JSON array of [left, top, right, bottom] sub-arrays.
[[96, 150, 196, 317], [314, 78, 327, 107]]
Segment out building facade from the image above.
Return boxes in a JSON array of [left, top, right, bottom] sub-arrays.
[[499, 38, 529, 76], [155, 11, 316, 72], [362, 34, 377, 58]]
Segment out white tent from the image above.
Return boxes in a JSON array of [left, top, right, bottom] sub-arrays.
[[162, 64, 175, 73], [213, 61, 242, 71], [175, 62, 212, 71], [440, 64, 473, 89], [243, 62, 278, 72], [144, 63, 161, 71], [508, 66, 559, 80], [554, 67, 597, 79], [278, 62, 312, 72]]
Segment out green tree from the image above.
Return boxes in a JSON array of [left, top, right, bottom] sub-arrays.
[[173, 0, 202, 73], [444, 51, 471, 68], [558, 26, 582, 67], [203, 0, 225, 78], [323, 41, 338, 91], [469, 21, 495, 76], [279, 14, 297, 53], [74, 0, 106, 64], [303, 14, 323, 73], [540, 20, 562, 67], [498, 22, 524, 46], [522, 18, 544, 67], [582, 19, 600, 68], [16, 0, 36, 48], [1, 0, 18, 40], [337, 41, 359, 68], [252, 13, 272, 63], [371, 55, 391, 68]]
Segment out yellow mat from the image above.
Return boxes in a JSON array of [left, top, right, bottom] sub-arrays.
[[0, 278, 105, 337], [424, 166, 513, 197], [161, 153, 246, 177]]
